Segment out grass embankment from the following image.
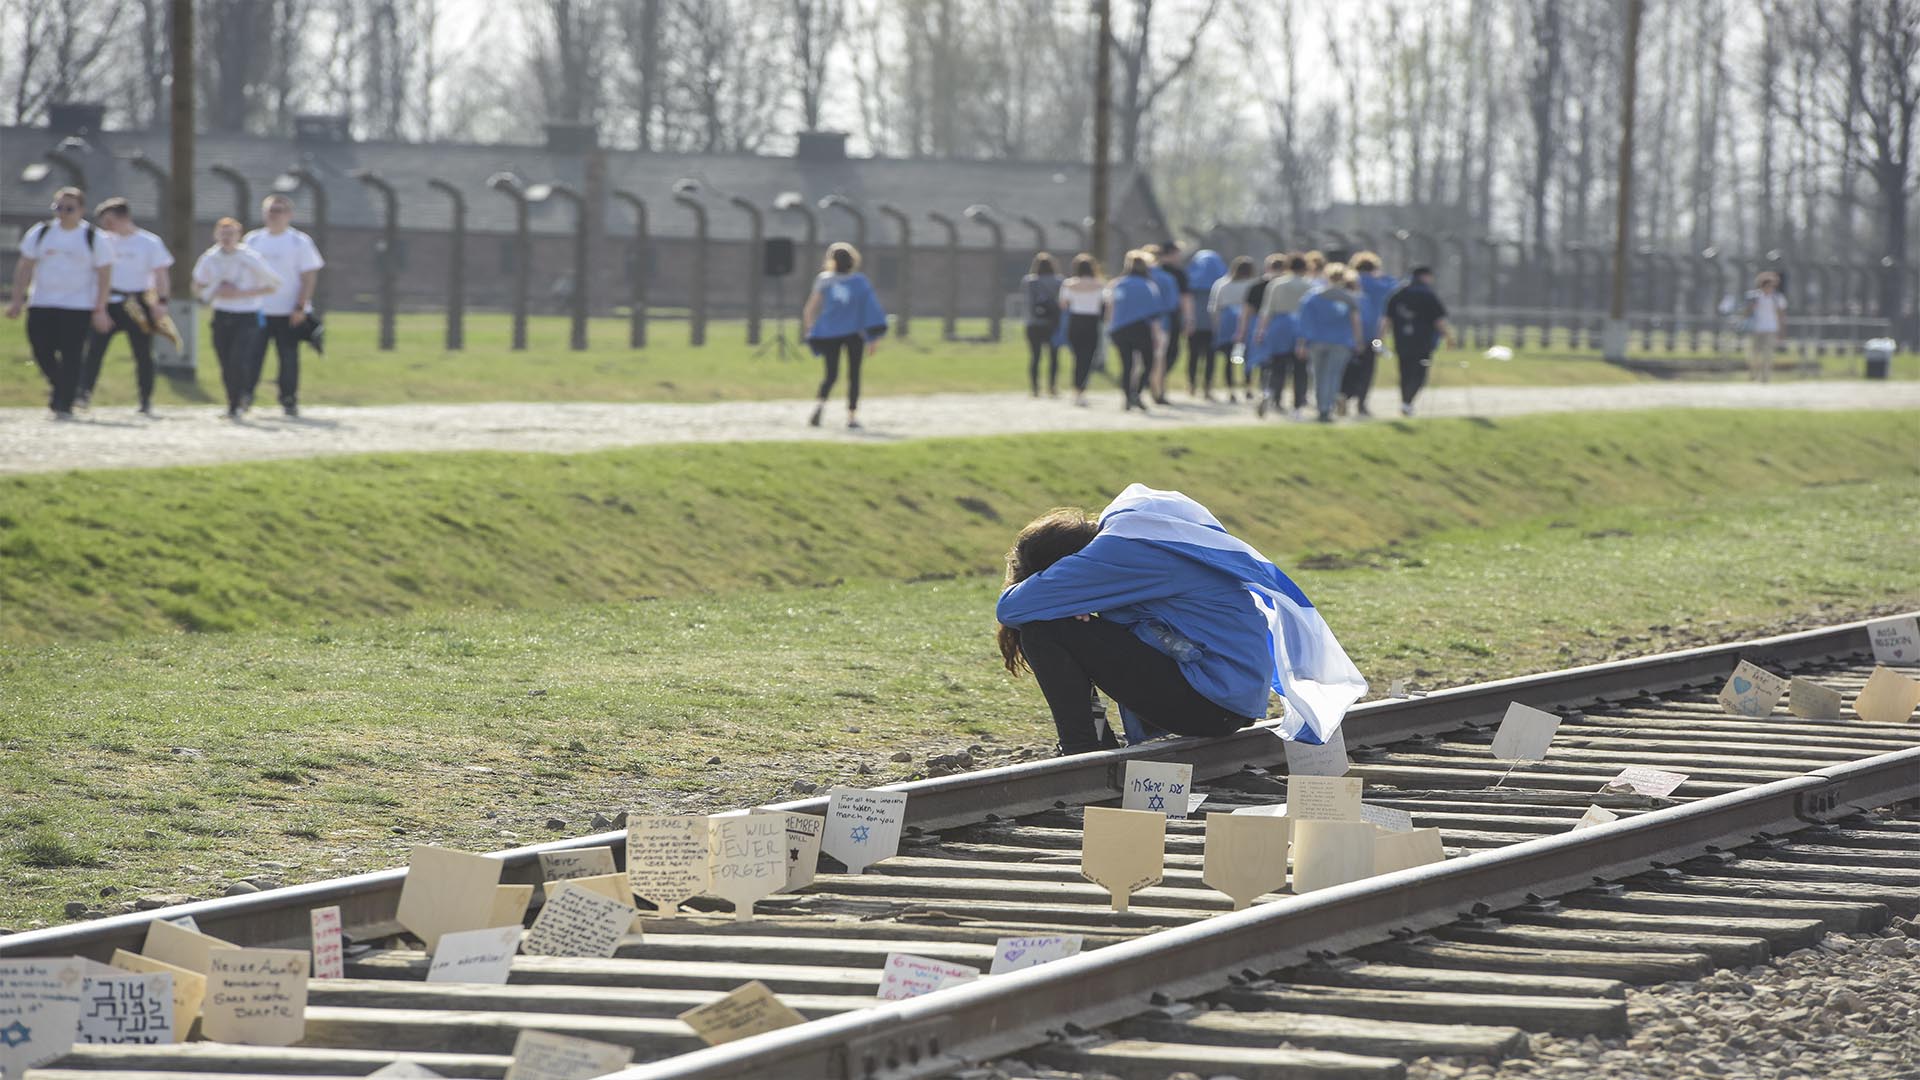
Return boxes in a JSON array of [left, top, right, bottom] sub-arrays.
[[1, 410, 1917, 928], [10, 309, 1911, 409]]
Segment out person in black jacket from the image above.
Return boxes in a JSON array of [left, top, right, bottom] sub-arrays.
[[1020, 253, 1065, 396], [1384, 266, 1458, 417]]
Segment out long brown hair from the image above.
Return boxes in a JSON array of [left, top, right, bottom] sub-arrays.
[[996, 508, 1100, 674]]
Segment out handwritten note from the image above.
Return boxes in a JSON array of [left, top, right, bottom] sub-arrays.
[[491, 884, 535, 928], [708, 815, 787, 921], [538, 847, 618, 884], [0, 958, 83, 1078], [141, 918, 237, 975], [1290, 821, 1377, 893], [1286, 775, 1364, 821], [202, 948, 308, 1046], [427, 925, 523, 985], [523, 883, 636, 959], [823, 787, 907, 875], [1717, 660, 1788, 718], [1122, 761, 1195, 819], [678, 981, 806, 1046], [1604, 766, 1688, 798], [110, 950, 201, 1040], [1358, 803, 1415, 832], [76, 969, 174, 1045], [396, 846, 503, 952], [368, 1063, 447, 1077], [757, 812, 823, 893], [1868, 615, 1920, 666], [1080, 806, 1166, 913], [1201, 813, 1292, 910], [1853, 665, 1920, 724], [503, 1029, 634, 1080], [560, 873, 635, 909], [1788, 677, 1846, 720], [1372, 827, 1446, 875], [877, 953, 979, 1000], [989, 934, 1084, 975], [627, 816, 710, 917], [1491, 703, 1561, 761], [310, 906, 344, 980], [1282, 727, 1351, 776], [1572, 805, 1620, 830]]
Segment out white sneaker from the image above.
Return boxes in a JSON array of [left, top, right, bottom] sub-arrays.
[[1400, 403, 1415, 417]]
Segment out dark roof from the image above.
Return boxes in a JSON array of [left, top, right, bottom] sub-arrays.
[[1, 127, 1164, 248]]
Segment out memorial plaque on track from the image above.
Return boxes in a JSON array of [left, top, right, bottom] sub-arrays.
[[538, 847, 618, 884], [989, 934, 1083, 975], [76, 968, 174, 1045], [1868, 616, 1920, 666], [1716, 661, 1788, 718], [0, 957, 84, 1078], [1080, 806, 1166, 912], [1286, 775, 1364, 821], [110, 950, 201, 1039], [201, 948, 309, 1046], [427, 925, 522, 985], [1853, 665, 1920, 724], [823, 787, 907, 875], [1201, 813, 1291, 910], [523, 883, 634, 959], [503, 1029, 634, 1080], [627, 816, 710, 917], [1291, 820, 1377, 893], [678, 981, 807, 1045], [1281, 727, 1351, 776], [1788, 677, 1845, 720], [1490, 703, 1560, 761], [395, 846, 503, 952], [1372, 827, 1446, 875], [708, 814, 788, 921], [1122, 761, 1195, 819]]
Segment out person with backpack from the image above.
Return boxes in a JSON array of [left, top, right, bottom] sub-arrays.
[[1021, 253, 1065, 396], [80, 197, 175, 416], [4, 186, 115, 420]]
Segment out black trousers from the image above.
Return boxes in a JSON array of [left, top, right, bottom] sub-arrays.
[[1066, 313, 1100, 392], [1185, 329, 1215, 390], [27, 307, 90, 413], [1025, 323, 1060, 393], [1269, 351, 1310, 409], [815, 333, 865, 409], [1160, 313, 1183, 388], [212, 310, 265, 412], [1017, 617, 1251, 754], [1109, 321, 1154, 406], [1397, 345, 1433, 405], [1341, 340, 1378, 406], [249, 315, 303, 406], [82, 298, 156, 405]]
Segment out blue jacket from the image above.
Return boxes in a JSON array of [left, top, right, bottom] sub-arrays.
[[1107, 274, 1162, 332], [1149, 266, 1181, 330], [1296, 286, 1358, 347], [1356, 272, 1398, 338], [1214, 302, 1241, 347], [806, 272, 889, 342], [1186, 251, 1227, 304]]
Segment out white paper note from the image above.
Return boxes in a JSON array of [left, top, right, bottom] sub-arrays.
[[1491, 703, 1561, 761], [1572, 805, 1619, 830], [310, 906, 344, 980], [877, 953, 979, 1000], [523, 883, 635, 959], [708, 814, 788, 921], [1281, 728, 1350, 776], [989, 935, 1084, 975], [1788, 677, 1846, 720], [677, 980, 806, 1046], [201, 948, 308, 1046], [627, 815, 710, 917], [427, 925, 523, 985], [1358, 803, 1415, 832], [1122, 761, 1196, 818], [1604, 766, 1688, 798], [538, 847, 619, 884], [503, 1029, 634, 1080], [0, 958, 84, 1077], [1230, 803, 1289, 817], [1286, 775, 1365, 821], [1853, 665, 1920, 724], [75, 969, 174, 1045], [1868, 616, 1920, 666], [109, 951, 201, 1040], [823, 787, 907, 874], [1716, 660, 1788, 718]]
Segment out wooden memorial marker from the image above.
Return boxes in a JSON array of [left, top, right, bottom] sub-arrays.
[[562, 872, 636, 909], [310, 906, 344, 980], [1604, 765, 1688, 798], [538, 846, 618, 884], [989, 934, 1084, 975], [823, 787, 907, 875], [426, 925, 522, 985], [1716, 660, 1788, 718], [757, 811, 824, 893], [1789, 677, 1846, 720], [1286, 775, 1364, 821], [1572, 805, 1620, 830], [141, 918, 237, 975], [628, 815, 710, 918], [503, 1029, 634, 1080], [523, 882, 636, 959], [1868, 615, 1920, 667], [1853, 665, 1920, 725], [678, 981, 807, 1046], [1290, 821, 1377, 893], [877, 953, 980, 1000], [201, 948, 308, 1046], [1122, 761, 1195, 818], [111, 950, 202, 1040], [709, 814, 787, 921], [1201, 813, 1292, 910], [76, 967, 174, 1046], [1080, 806, 1166, 913], [1282, 728, 1350, 776], [0, 957, 84, 1078], [490, 884, 535, 928], [1490, 703, 1560, 760], [395, 846, 503, 952], [1372, 827, 1446, 875]]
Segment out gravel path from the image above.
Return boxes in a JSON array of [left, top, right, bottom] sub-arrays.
[[3, 380, 1916, 475]]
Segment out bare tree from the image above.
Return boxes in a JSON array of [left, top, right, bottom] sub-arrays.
[[1109, 0, 1219, 165], [790, 0, 844, 132], [4, 0, 126, 125]]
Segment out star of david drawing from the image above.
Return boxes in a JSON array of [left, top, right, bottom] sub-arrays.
[[1146, 794, 1165, 811], [850, 825, 871, 843], [790, 847, 801, 861], [0, 1020, 31, 1048]]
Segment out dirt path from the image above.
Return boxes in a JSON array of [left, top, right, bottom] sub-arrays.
[[3, 380, 1916, 474]]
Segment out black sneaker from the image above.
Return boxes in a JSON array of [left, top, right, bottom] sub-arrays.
[[74, 391, 91, 411], [284, 404, 299, 418]]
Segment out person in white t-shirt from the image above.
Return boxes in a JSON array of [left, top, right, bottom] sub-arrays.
[[242, 193, 325, 416], [4, 186, 114, 419], [1742, 271, 1788, 382], [80, 197, 175, 416], [192, 217, 283, 419]]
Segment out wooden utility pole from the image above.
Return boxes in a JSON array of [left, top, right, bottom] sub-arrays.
[[167, 0, 197, 371], [1603, 0, 1643, 363], [1091, 0, 1113, 266]]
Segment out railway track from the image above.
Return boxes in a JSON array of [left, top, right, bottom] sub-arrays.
[[9, 614, 1919, 1080]]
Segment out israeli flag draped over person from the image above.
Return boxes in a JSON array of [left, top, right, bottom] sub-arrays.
[[806, 271, 890, 343], [1096, 484, 1368, 743]]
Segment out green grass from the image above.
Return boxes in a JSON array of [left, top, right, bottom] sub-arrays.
[[3, 410, 1916, 646], [11, 308, 1912, 409]]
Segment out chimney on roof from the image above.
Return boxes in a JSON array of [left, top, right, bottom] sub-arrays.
[[795, 131, 848, 162], [294, 114, 352, 143], [47, 102, 105, 136], [545, 122, 598, 155]]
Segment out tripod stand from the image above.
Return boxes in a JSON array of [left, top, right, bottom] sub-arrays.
[[753, 274, 805, 363]]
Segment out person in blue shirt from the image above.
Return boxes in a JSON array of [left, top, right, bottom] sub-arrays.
[[1143, 244, 1185, 404], [995, 485, 1366, 755], [1294, 264, 1364, 423], [1182, 248, 1226, 397], [1342, 252, 1399, 418], [802, 243, 888, 429], [1104, 251, 1163, 412]]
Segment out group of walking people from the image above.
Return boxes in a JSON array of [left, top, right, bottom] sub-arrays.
[[1021, 243, 1458, 420], [5, 186, 324, 419]]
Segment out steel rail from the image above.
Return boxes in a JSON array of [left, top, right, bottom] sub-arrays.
[[0, 612, 1900, 965], [610, 745, 1920, 1080]]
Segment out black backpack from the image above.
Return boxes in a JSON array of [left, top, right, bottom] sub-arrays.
[[26, 220, 95, 254], [1027, 276, 1060, 323]]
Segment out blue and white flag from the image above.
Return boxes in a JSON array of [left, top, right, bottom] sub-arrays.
[[1098, 484, 1367, 743]]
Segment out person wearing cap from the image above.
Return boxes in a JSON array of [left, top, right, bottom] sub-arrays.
[[80, 197, 175, 416], [1384, 265, 1457, 416]]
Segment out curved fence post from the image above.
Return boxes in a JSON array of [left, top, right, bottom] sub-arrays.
[[209, 165, 251, 223], [535, 183, 589, 351], [1056, 219, 1088, 253], [127, 153, 169, 234], [878, 204, 912, 339], [774, 193, 818, 271], [964, 205, 1004, 342], [729, 196, 765, 345], [488, 173, 530, 350], [1017, 215, 1048, 256], [278, 168, 331, 311], [351, 170, 400, 350], [819, 195, 866, 249], [673, 181, 708, 347], [426, 179, 466, 351], [927, 211, 960, 341], [611, 190, 648, 349]]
